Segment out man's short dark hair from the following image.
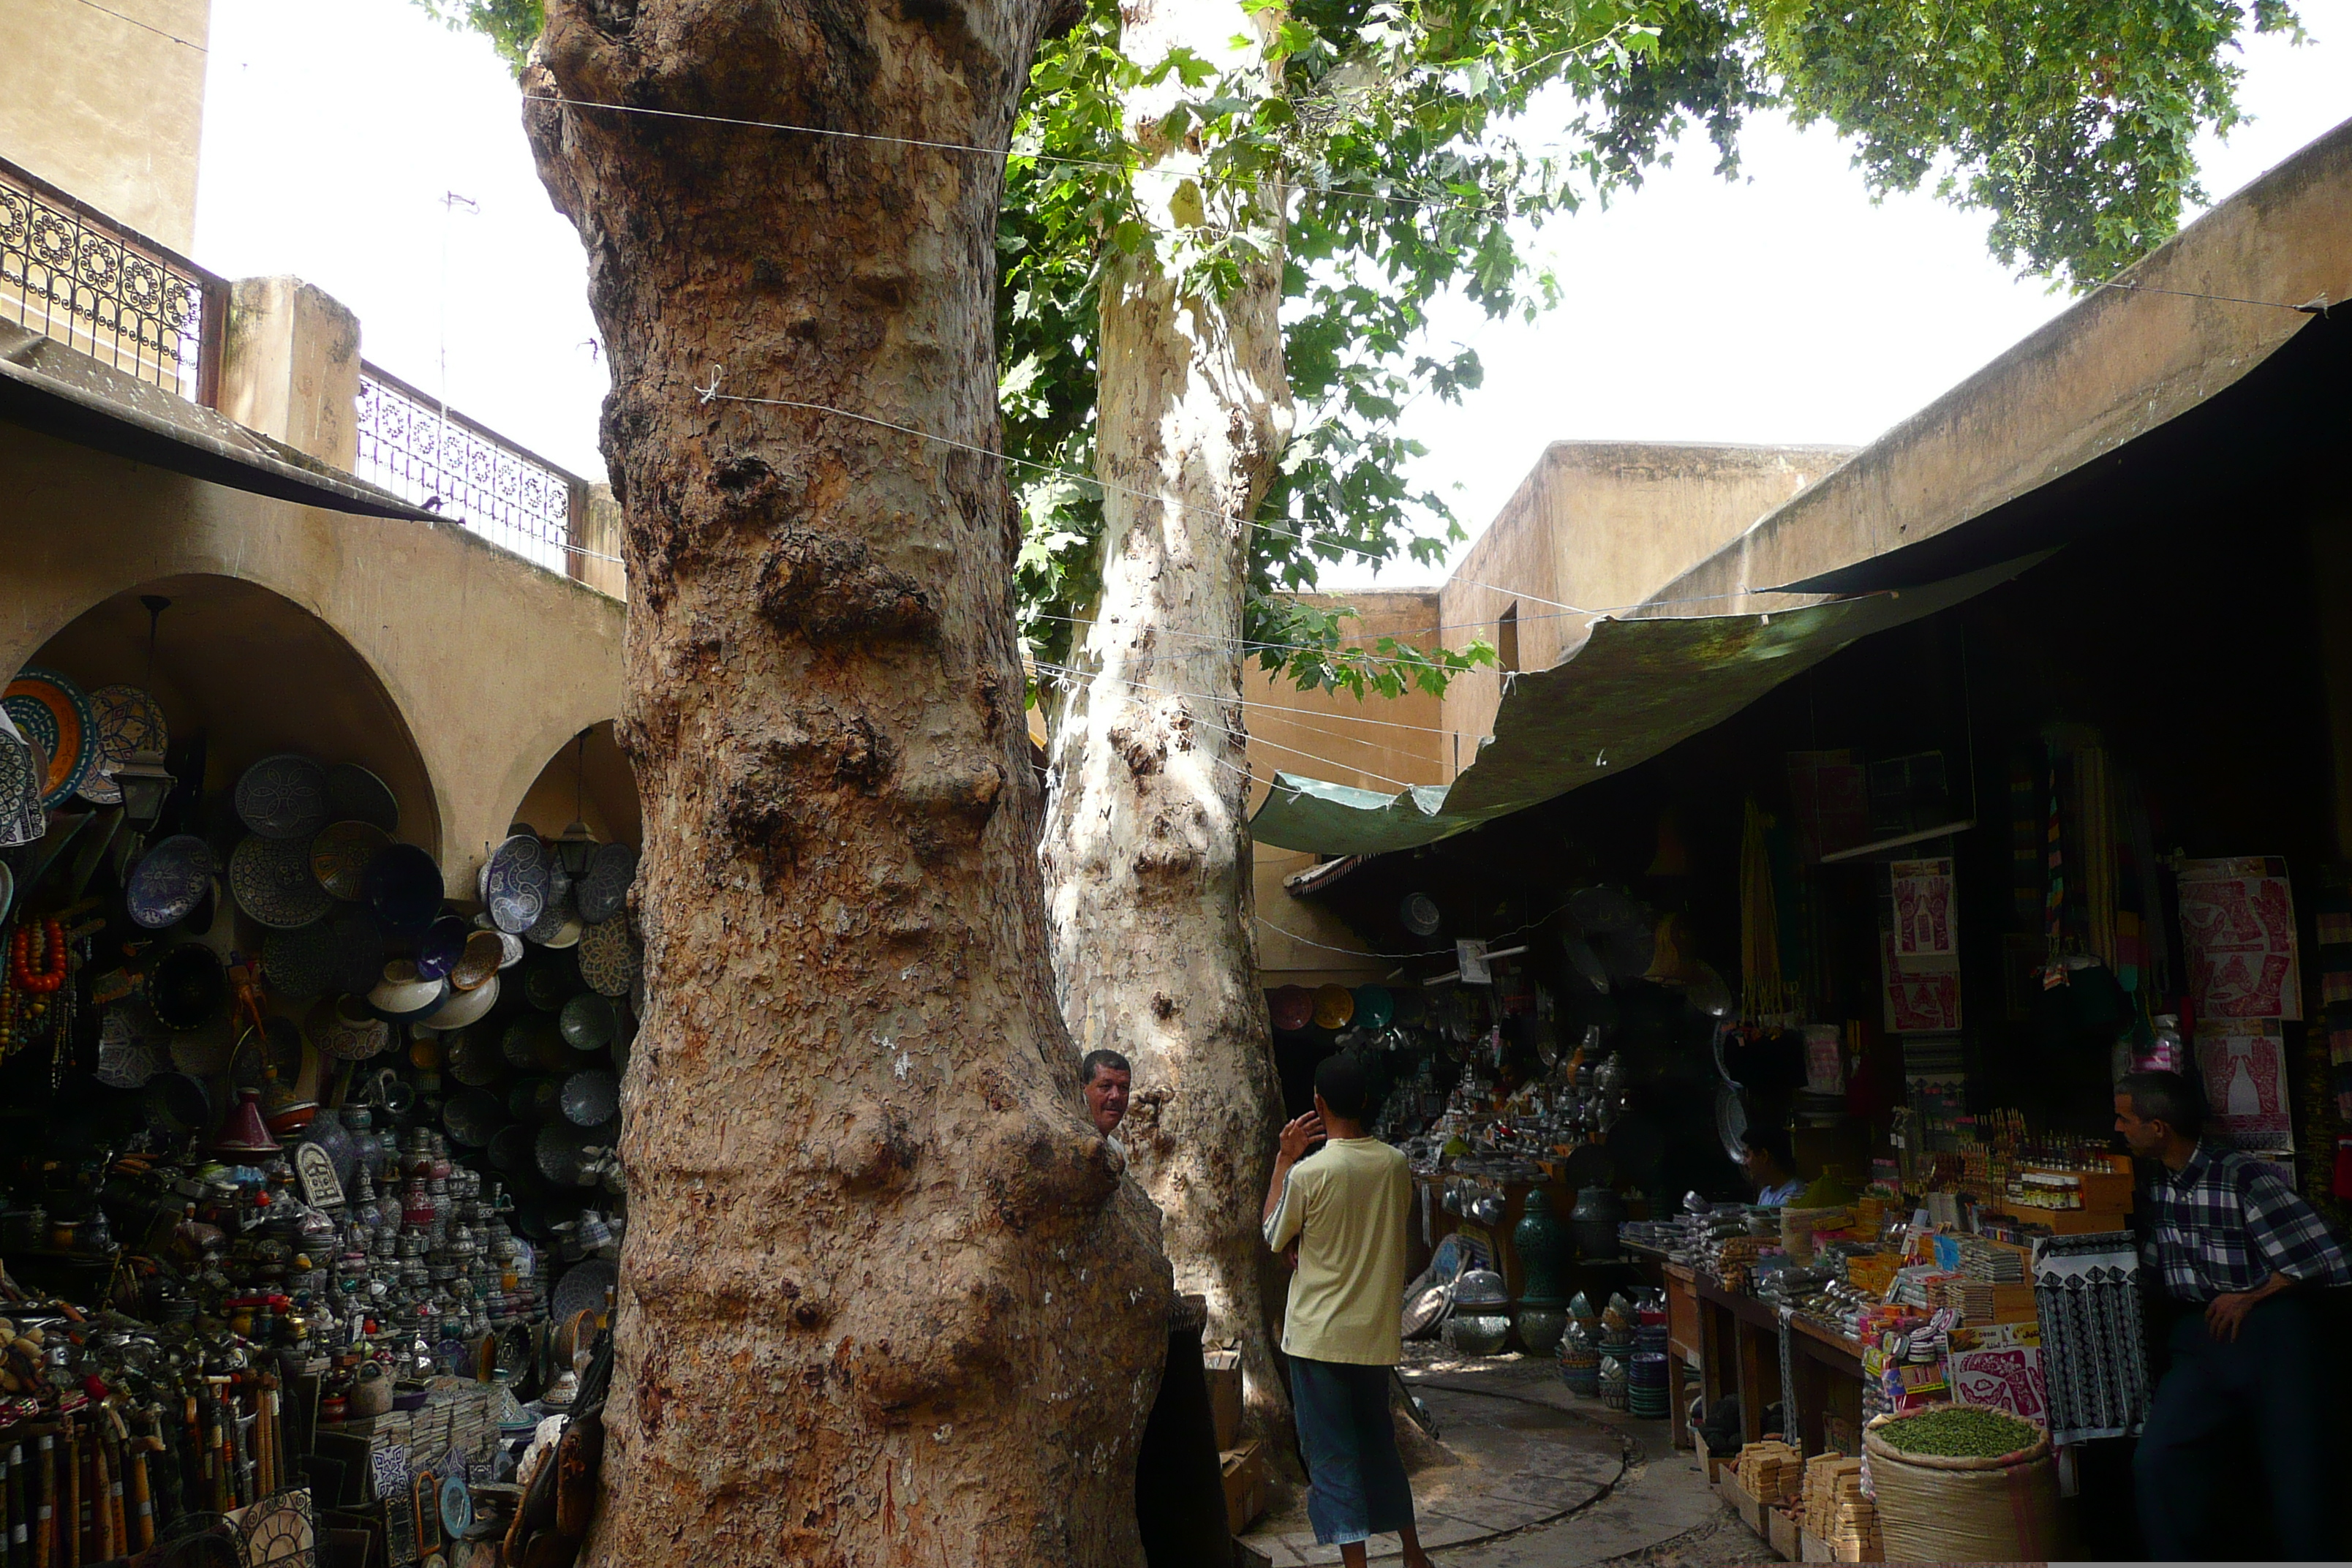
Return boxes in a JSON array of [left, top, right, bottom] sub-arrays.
[[2119, 1069, 2206, 1138], [1080, 1049, 1131, 1085], [1313, 1051, 1370, 1120], [1741, 1124, 1795, 1172]]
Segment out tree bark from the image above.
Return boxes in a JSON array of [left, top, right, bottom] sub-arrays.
[[1040, 0, 1293, 1439], [521, 4, 1172, 1563]]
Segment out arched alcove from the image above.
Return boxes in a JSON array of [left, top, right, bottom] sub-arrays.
[[508, 721, 640, 850], [29, 574, 442, 855]]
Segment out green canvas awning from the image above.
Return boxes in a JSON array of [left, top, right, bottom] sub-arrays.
[[1248, 555, 2042, 856]]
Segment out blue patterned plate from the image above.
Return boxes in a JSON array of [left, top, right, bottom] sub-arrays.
[[576, 842, 638, 924], [486, 834, 553, 935], [234, 753, 331, 840], [77, 684, 167, 807], [326, 762, 399, 834], [230, 834, 335, 930], [127, 834, 217, 930], [4, 666, 95, 808], [0, 711, 40, 846]]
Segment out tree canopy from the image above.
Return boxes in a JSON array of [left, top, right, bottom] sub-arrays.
[[423, 0, 2299, 692]]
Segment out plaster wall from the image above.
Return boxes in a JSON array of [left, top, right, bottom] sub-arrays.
[[219, 277, 363, 470], [0, 0, 209, 254], [1245, 589, 1444, 985], [0, 421, 627, 898], [1436, 441, 1852, 775], [1647, 116, 2352, 614]]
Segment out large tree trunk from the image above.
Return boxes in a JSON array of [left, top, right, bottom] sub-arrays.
[[521, 4, 1172, 1564], [1040, 0, 1292, 1439]]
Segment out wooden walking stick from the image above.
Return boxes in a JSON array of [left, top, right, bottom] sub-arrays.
[[124, 1414, 153, 1552], [59, 1420, 78, 1568], [31, 1431, 52, 1568]]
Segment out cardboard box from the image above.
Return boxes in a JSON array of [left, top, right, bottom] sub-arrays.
[[1202, 1350, 1243, 1453], [1220, 1440, 1267, 1536]]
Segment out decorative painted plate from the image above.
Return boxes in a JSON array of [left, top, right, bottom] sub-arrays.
[[0, 862, 12, 924], [233, 1486, 316, 1568], [484, 834, 554, 935], [576, 915, 636, 997], [95, 999, 168, 1089], [263, 920, 339, 1000], [127, 834, 218, 930], [558, 993, 614, 1052], [416, 914, 472, 980], [522, 950, 581, 1012], [443, 1089, 506, 1148], [235, 753, 331, 840], [310, 820, 391, 901], [329, 905, 388, 996], [363, 843, 444, 937], [0, 711, 41, 847], [550, 1256, 618, 1320], [576, 841, 638, 924], [3, 666, 95, 808], [150, 942, 227, 1033], [230, 834, 334, 930], [76, 684, 167, 806], [445, 1027, 503, 1087], [559, 1067, 619, 1126], [325, 761, 399, 833]]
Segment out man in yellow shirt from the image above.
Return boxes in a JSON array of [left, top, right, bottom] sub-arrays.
[[1262, 1052, 1429, 1568]]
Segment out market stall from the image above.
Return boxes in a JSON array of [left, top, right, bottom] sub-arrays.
[[0, 588, 641, 1567]]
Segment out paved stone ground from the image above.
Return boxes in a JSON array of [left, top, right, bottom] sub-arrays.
[[1240, 1349, 1774, 1568]]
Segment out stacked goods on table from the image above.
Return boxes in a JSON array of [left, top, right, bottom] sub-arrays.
[[1863, 1406, 2062, 1561], [1733, 1439, 1803, 1504], [1800, 1452, 1880, 1561], [1710, 1236, 1771, 1292]]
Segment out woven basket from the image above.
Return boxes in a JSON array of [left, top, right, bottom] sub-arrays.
[[1863, 1414, 2064, 1561]]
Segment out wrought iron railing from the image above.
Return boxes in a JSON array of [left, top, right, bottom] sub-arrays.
[[354, 361, 595, 577], [0, 152, 225, 404]]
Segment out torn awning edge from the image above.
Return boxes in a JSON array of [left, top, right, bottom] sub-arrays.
[[1247, 554, 2046, 856], [0, 353, 444, 522]]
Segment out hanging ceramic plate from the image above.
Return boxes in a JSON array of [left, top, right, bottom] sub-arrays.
[[148, 943, 226, 1031], [167, 1014, 234, 1074], [489, 1122, 536, 1173], [75, 685, 167, 807], [95, 999, 169, 1089], [363, 843, 443, 937], [263, 919, 340, 1000], [314, 911, 382, 1003], [416, 915, 472, 980], [535, 1122, 597, 1186], [0, 709, 42, 847], [0, 862, 12, 925], [559, 993, 614, 1052], [449, 930, 505, 992], [485, 834, 554, 935], [559, 1067, 619, 1126], [325, 762, 399, 833], [509, 1075, 562, 1122], [551, 1257, 617, 1321], [522, 950, 581, 1012], [3, 666, 95, 808], [310, 820, 390, 901], [230, 834, 334, 930], [444, 1089, 508, 1148], [445, 1028, 503, 1087], [576, 916, 635, 997], [576, 842, 638, 924], [502, 1017, 566, 1071], [234, 753, 331, 840]]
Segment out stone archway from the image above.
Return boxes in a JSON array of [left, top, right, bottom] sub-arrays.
[[505, 720, 640, 850], [25, 573, 442, 854]]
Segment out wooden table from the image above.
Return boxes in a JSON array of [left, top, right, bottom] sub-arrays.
[[1685, 1275, 1864, 1456]]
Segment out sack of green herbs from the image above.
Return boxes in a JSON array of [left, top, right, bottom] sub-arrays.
[[1863, 1406, 2064, 1559]]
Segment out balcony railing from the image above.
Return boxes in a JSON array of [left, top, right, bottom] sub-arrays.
[[354, 361, 600, 579], [0, 152, 225, 405]]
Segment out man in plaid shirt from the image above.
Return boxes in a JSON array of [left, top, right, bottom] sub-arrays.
[[2117, 1070, 2349, 1558]]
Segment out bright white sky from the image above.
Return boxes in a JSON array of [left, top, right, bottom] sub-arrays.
[[195, 0, 2350, 583]]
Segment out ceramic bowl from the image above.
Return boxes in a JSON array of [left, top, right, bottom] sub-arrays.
[[449, 930, 505, 992], [368, 960, 449, 1024], [325, 762, 399, 833], [559, 993, 615, 1052], [424, 973, 500, 1030], [309, 820, 391, 902], [576, 842, 638, 924], [444, 1028, 502, 1088], [127, 834, 217, 930], [363, 843, 444, 938], [231, 834, 335, 930], [443, 1089, 508, 1148], [416, 915, 472, 981]]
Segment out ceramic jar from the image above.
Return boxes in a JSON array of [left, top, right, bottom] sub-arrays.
[[1571, 1186, 1627, 1260]]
